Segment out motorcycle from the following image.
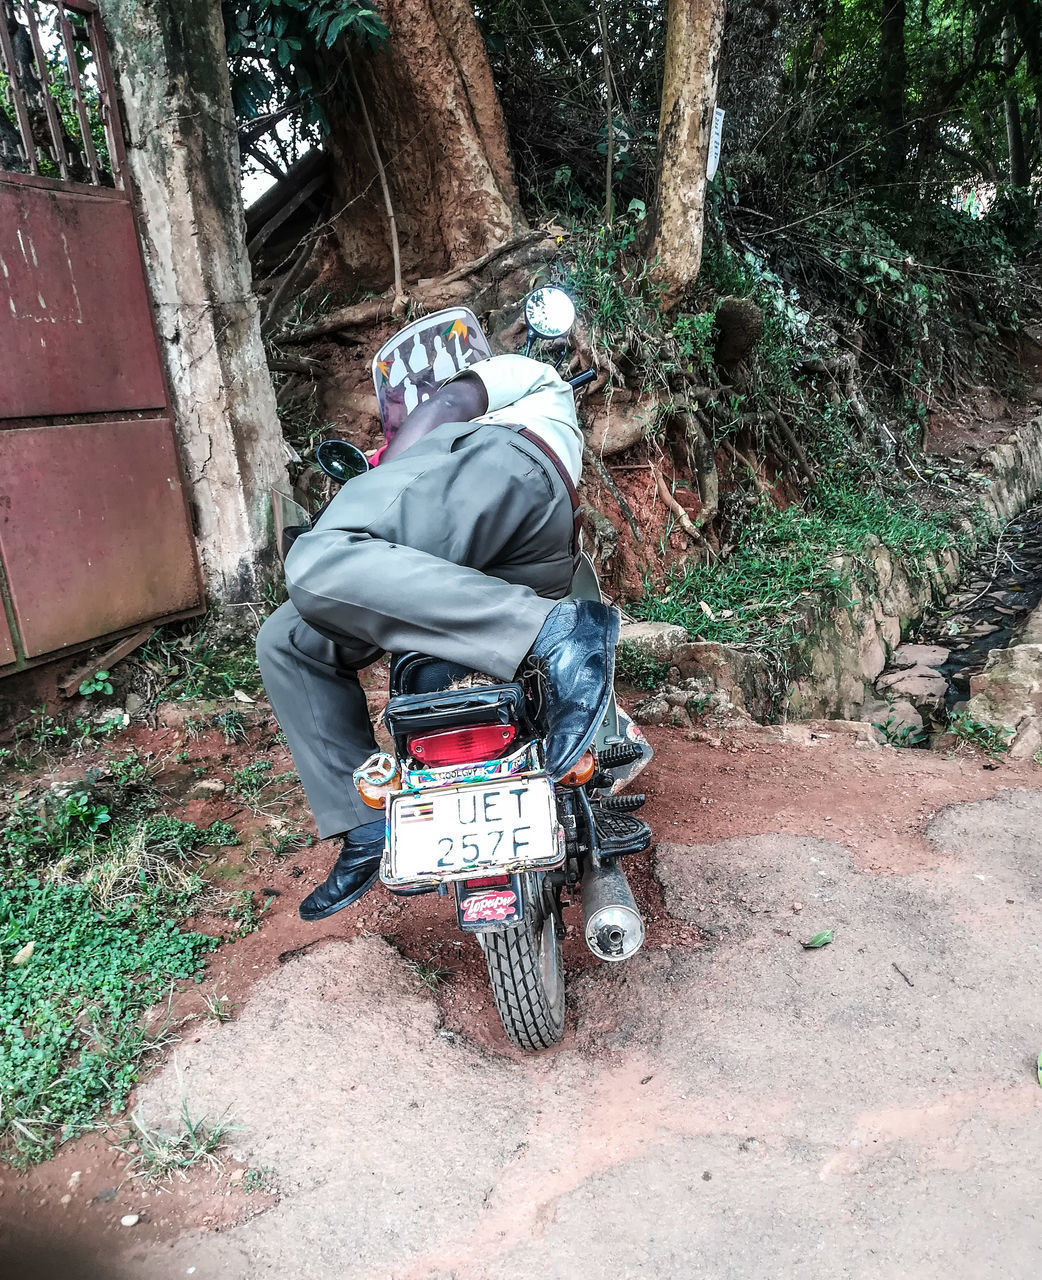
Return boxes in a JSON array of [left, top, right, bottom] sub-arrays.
[[272, 287, 653, 1050]]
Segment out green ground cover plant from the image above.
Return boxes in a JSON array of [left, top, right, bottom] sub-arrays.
[[633, 479, 952, 649], [140, 617, 265, 703], [947, 710, 1013, 757], [0, 765, 238, 1168]]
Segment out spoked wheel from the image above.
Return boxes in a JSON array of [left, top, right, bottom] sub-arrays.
[[480, 872, 565, 1050]]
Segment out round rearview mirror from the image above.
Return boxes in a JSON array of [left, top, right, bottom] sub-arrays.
[[524, 286, 576, 339], [316, 440, 370, 486]]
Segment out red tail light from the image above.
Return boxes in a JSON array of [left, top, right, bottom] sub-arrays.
[[465, 874, 510, 887], [408, 723, 516, 766]]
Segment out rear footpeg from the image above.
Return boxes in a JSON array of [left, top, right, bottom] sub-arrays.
[[598, 792, 645, 812], [590, 802, 651, 855], [581, 858, 645, 961], [598, 742, 645, 769]]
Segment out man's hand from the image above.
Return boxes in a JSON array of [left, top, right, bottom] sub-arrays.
[[382, 372, 489, 463]]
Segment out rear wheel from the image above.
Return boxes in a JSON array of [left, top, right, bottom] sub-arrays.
[[480, 873, 565, 1050]]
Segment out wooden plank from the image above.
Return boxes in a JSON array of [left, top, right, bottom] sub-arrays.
[[59, 625, 156, 697]]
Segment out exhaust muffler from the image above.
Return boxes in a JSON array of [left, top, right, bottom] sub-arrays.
[[581, 859, 645, 962]]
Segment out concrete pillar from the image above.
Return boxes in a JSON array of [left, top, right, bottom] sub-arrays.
[[98, 0, 286, 601]]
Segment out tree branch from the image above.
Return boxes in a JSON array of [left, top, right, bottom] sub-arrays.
[[347, 51, 403, 312]]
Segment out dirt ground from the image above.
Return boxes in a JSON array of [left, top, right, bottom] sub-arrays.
[[4, 717, 1042, 1279]]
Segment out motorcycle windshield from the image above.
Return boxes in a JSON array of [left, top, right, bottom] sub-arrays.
[[271, 488, 312, 564], [372, 307, 492, 443]]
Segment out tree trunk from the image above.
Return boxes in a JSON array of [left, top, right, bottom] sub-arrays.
[[98, 0, 287, 602], [879, 0, 907, 177], [1012, 0, 1042, 163], [1002, 13, 1029, 187], [650, 0, 726, 314], [324, 0, 525, 287]]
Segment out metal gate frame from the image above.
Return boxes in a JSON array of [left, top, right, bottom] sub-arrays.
[[0, 0, 204, 676]]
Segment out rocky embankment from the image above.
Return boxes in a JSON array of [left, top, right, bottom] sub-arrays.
[[622, 412, 1042, 751]]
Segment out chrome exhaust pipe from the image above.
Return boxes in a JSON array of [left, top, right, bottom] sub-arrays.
[[581, 859, 645, 962]]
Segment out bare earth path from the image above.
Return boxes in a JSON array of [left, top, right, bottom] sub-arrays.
[[6, 725, 1042, 1278]]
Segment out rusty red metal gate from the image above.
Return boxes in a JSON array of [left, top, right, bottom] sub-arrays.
[[0, 0, 202, 676]]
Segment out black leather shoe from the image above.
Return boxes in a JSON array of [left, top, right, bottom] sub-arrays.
[[299, 821, 384, 922], [524, 599, 620, 780]]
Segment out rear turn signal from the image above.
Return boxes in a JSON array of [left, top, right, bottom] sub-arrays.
[[353, 751, 400, 809], [357, 778, 394, 809], [408, 724, 516, 767], [558, 750, 596, 787]]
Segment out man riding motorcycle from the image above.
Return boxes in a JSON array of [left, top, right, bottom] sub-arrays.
[[256, 353, 619, 922]]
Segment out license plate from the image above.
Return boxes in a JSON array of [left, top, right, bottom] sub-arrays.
[[383, 776, 561, 886]]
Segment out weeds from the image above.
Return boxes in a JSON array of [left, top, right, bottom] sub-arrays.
[[615, 642, 671, 691], [202, 993, 235, 1022], [634, 480, 951, 649], [231, 759, 275, 803], [0, 878, 218, 1167], [78, 670, 113, 698], [226, 889, 274, 937], [873, 712, 926, 748], [242, 1165, 277, 1194], [10, 704, 69, 761], [948, 711, 1012, 757], [263, 826, 311, 858], [2, 705, 129, 774], [213, 710, 249, 744], [0, 765, 239, 1168], [116, 1101, 238, 1184], [405, 959, 453, 990], [140, 617, 264, 703], [3, 785, 237, 903], [232, 759, 297, 815]]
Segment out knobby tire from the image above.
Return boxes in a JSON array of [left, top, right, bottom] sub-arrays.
[[481, 874, 565, 1050]]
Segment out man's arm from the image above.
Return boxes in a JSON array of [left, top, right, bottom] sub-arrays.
[[381, 371, 488, 464]]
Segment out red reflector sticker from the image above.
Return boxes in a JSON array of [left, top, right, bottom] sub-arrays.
[[461, 890, 518, 924]]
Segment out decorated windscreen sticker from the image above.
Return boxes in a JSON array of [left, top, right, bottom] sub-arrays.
[[372, 307, 492, 442]]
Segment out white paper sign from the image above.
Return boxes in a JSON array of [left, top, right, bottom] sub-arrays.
[[706, 107, 725, 181]]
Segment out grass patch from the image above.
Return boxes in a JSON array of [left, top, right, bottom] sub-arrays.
[[1, 704, 127, 773], [140, 615, 264, 703], [0, 878, 217, 1167], [633, 480, 952, 648], [116, 1101, 238, 1184], [0, 766, 240, 1168], [405, 959, 453, 990], [615, 643, 671, 691]]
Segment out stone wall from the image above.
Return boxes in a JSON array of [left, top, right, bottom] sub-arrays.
[[628, 412, 1042, 724]]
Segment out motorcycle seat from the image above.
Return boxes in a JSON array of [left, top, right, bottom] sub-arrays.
[[389, 651, 478, 695]]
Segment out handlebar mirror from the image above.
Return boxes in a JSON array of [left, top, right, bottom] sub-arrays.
[[524, 287, 576, 340], [316, 440, 370, 486]]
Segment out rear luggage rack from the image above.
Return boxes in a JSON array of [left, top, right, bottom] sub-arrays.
[[384, 682, 528, 758]]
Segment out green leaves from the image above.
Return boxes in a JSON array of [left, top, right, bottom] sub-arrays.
[[634, 476, 951, 650], [0, 733, 246, 1168], [0, 880, 217, 1168], [78, 670, 113, 699], [307, 5, 386, 50], [801, 929, 835, 950], [221, 0, 390, 136]]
